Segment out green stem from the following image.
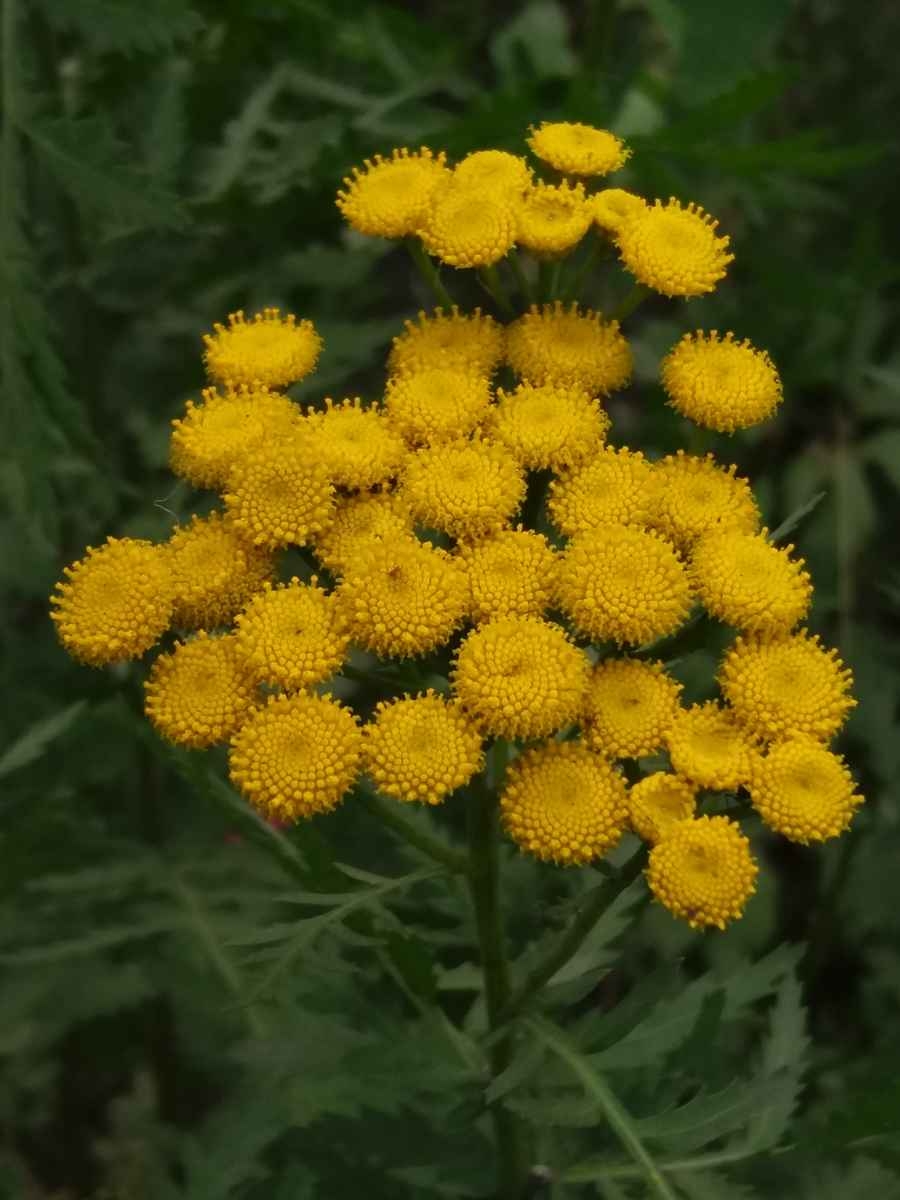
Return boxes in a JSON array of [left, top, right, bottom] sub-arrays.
[[406, 237, 456, 309], [537, 260, 553, 305], [612, 283, 651, 322], [548, 260, 564, 302], [357, 785, 469, 875], [562, 233, 612, 301], [479, 263, 516, 319], [507, 248, 536, 306]]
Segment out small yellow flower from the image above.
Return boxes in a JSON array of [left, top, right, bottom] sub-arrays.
[[452, 617, 591, 740], [51, 537, 173, 666], [517, 180, 593, 258], [363, 692, 484, 805], [690, 531, 812, 634], [616, 199, 733, 298], [229, 692, 363, 821], [548, 446, 655, 536], [666, 702, 755, 790], [505, 302, 632, 394], [400, 439, 526, 541], [144, 633, 258, 748], [749, 737, 862, 844], [335, 538, 467, 659], [591, 188, 646, 234], [224, 430, 335, 548], [452, 149, 533, 197], [336, 147, 450, 238], [527, 122, 630, 177], [388, 307, 505, 377], [661, 331, 783, 432], [651, 452, 760, 550], [234, 577, 349, 690], [459, 528, 558, 623], [583, 658, 682, 758], [628, 773, 696, 844], [647, 815, 758, 930], [719, 631, 855, 743], [166, 512, 274, 630], [384, 367, 493, 447], [307, 398, 407, 489], [203, 309, 322, 389], [312, 490, 415, 576], [488, 382, 610, 472], [556, 525, 693, 646], [420, 180, 519, 268]]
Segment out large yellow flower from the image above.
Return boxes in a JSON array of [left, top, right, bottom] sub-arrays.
[[400, 439, 525, 541], [500, 740, 628, 866], [420, 180, 518, 268], [224, 430, 335, 548], [661, 331, 783, 432], [312, 490, 415, 576], [459, 528, 558, 623], [651, 452, 760, 550], [665, 702, 756, 790], [234, 577, 349, 690], [527, 122, 630, 177], [517, 180, 592, 258], [628, 773, 696, 845], [647, 815, 757, 930], [690, 531, 811, 634], [388, 307, 505, 377], [336, 147, 450, 238], [307, 398, 407, 489], [749, 737, 862, 844], [166, 512, 274, 630], [203, 309, 322, 389], [384, 367, 493, 447], [144, 633, 258, 748], [548, 446, 655, 536], [451, 149, 533, 197], [582, 658, 682, 759], [488, 382, 610, 472], [505, 302, 632, 394], [616, 199, 734, 297]]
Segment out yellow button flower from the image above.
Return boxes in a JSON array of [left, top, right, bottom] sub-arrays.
[[452, 149, 533, 197], [51, 537, 173, 666], [234, 577, 349, 690], [388, 307, 505, 377], [203, 308, 322, 389], [459, 528, 558, 623], [166, 512, 274, 630], [616, 199, 733, 298], [420, 180, 518, 268], [651, 452, 760, 550], [488, 382, 610, 472], [144, 633, 258, 748], [661, 331, 783, 432], [548, 446, 655, 536], [336, 147, 450, 238], [501, 740, 628, 866], [452, 617, 590, 740], [505, 302, 632, 394], [592, 188, 646, 234], [384, 367, 493, 447], [363, 692, 484, 805], [647, 815, 758, 930], [527, 122, 630, 177], [583, 658, 682, 759], [517, 180, 592, 258], [665, 702, 756, 790], [628, 773, 697, 845], [224, 430, 335, 548], [312, 490, 415, 576], [307, 398, 407, 489], [229, 692, 363, 821], [749, 737, 862, 844], [690, 531, 812, 635], [401, 439, 526, 541]]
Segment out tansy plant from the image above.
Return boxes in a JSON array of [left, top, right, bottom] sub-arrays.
[[51, 120, 860, 1198]]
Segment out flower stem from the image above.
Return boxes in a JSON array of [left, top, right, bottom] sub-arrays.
[[562, 233, 613, 301], [612, 283, 651, 322], [507, 248, 536, 306], [478, 263, 517, 319], [357, 784, 469, 875], [406, 237, 456, 310]]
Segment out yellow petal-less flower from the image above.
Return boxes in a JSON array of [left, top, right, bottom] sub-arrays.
[[401, 439, 526, 541], [527, 122, 631, 177], [517, 180, 593, 258], [719, 631, 855, 743], [749, 737, 862, 844], [51, 537, 173, 666], [651, 452, 760, 550], [363, 692, 484, 805], [307, 398, 407, 489], [690, 531, 812, 634], [616, 199, 733, 298], [234, 577, 349, 690], [591, 188, 647, 234], [421, 178, 518, 269], [556, 525, 693, 646], [583, 658, 682, 759], [452, 149, 533, 197], [501, 740, 627, 865], [336, 147, 450, 238], [661, 331, 783, 432], [505, 303, 632, 394], [388, 307, 505, 377], [224, 430, 335, 548], [384, 367, 493, 447], [229, 692, 363, 821], [312, 490, 415, 576], [488, 382, 610, 472], [459, 528, 558, 623], [452, 617, 591, 740], [665, 702, 755, 790], [203, 309, 322, 389], [628, 773, 697, 845], [647, 815, 757, 930], [166, 512, 274, 630], [548, 446, 655, 536], [144, 633, 259, 749]]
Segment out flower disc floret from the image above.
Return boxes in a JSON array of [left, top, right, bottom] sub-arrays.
[[384, 367, 493, 447], [451, 150, 532, 197], [749, 737, 862, 844], [616, 199, 733, 298], [500, 740, 627, 866], [592, 189, 646, 234], [719, 631, 855, 743], [517, 181, 592, 258], [548, 446, 655, 536], [335, 538, 467, 658], [224, 431, 335, 548], [336, 147, 450, 238], [388, 307, 504, 377], [489, 383, 610, 472], [307, 398, 407, 489], [583, 658, 682, 758], [556, 525, 693, 646], [51, 537, 173, 666], [628, 773, 697, 844], [460, 528, 558, 623], [166, 512, 274, 630], [690, 531, 811, 634], [312, 490, 414, 575], [229, 692, 362, 821], [144, 633, 258, 748], [665, 702, 755, 790], [420, 182, 518, 269], [505, 303, 632, 395], [652, 452, 760, 550], [527, 122, 630, 177], [203, 309, 322, 389], [363, 692, 484, 805], [401, 439, 525, 540], [452, 617, 590, 740], [234, 577, 349, 690], [661, 331, 783, 432], [647, 815, 757, 930]]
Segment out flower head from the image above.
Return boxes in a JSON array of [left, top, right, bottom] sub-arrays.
[[749, 737, 862, 844], [384, 367, 493, 447], [665, 701, 755, 790], [166, 512, 274, 630], [51, 537, 173, 666], [203, 309, 322, 389], [719, 631, 855, 743], [229, 692, 362, 821], [628, 773, 696, 844], [144, 633, 258, 748], [388, 307, 504, 377], [647, 815, 757, 930], [401, 439, 525, 540], [460, 528, 558, 623], [616, 199, 733, 298], [583, 658, 682, 758], [420, 181, 518, 268], [234, 577, 349, 690], [452, 617, 591, 740], [517, 180, 592, 258], [651, 452, 760, 550], [556, 525, 693, 646], [312, 490, 414, 576], [224, 431, 335, 548], [363, 692, 484, 805], [592, 189, 646, 234], [452, 150, 532, 197], [336, 147, 450, 238], [489, 382, 610, 472], [661, 332, 783, 432], [548, 446, 655, 536], [505, 303, 632, 394], [527, 122, 630, 177], [690, 531, 812, 634], [501, 740, 627, 866], [307, 398, 407, 489]]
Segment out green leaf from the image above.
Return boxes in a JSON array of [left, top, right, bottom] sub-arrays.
[[0, 701, 87, 779], [743, 971, 808, 1152], [33, 0, 204, 54], [635, 1078, 783, 1153], [490, 0, 577, 83], [673, 0, 792, 102], [766, 492, 827, 544]]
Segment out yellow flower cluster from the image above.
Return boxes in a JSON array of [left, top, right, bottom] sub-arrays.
[[52, 119, 861, 936]]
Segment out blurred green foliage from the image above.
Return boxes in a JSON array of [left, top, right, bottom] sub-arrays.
[[2, 0, 899, 1197]]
